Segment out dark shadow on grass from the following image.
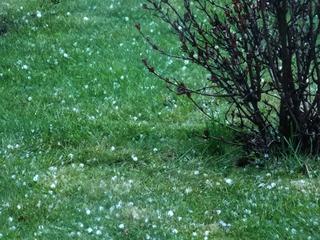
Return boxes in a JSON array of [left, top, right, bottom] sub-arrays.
[[0, 15, 11, 36]]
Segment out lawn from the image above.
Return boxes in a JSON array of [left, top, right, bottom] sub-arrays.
[[0, 0, 319, 239]]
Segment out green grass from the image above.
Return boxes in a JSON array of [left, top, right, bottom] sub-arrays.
[[0, 0, 320, 239]]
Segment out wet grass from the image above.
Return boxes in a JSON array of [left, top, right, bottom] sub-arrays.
[[0, 0, 319, 239]]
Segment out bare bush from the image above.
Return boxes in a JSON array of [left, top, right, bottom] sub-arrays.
[[137, 0, 320, 156]]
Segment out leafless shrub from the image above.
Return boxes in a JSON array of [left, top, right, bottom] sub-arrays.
[[138, 0, 320, 156]]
